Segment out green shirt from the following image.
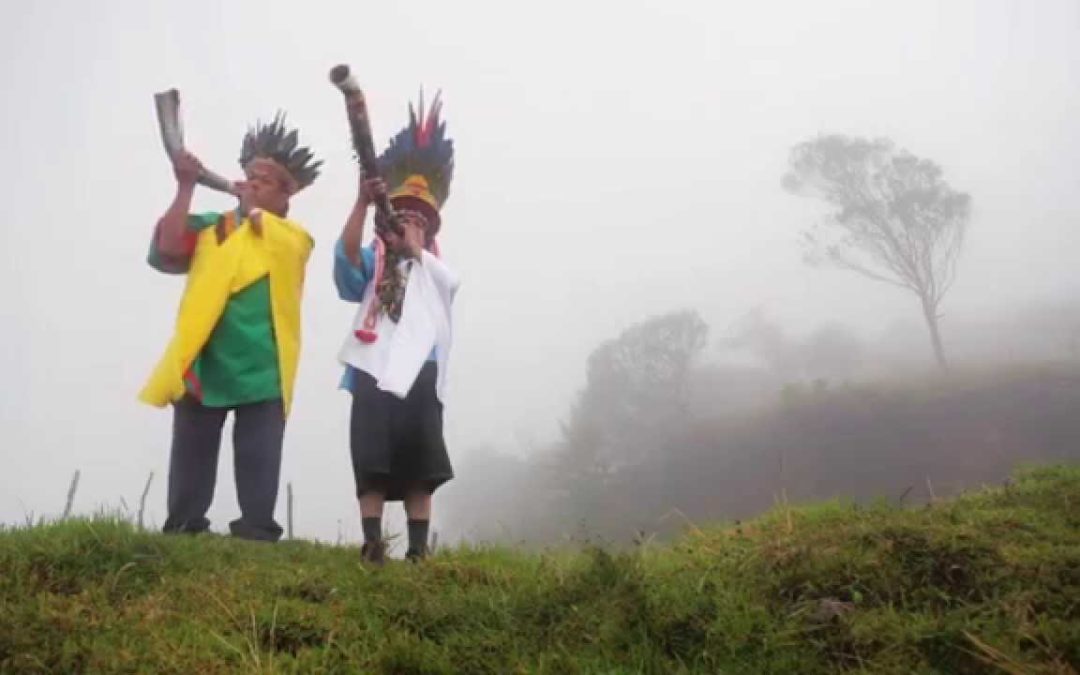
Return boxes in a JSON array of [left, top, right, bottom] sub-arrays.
[[150, 211, 281, 407], [189, 275, 281, 407]]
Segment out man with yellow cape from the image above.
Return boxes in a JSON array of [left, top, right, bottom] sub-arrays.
[[140, 114, 321, 541]]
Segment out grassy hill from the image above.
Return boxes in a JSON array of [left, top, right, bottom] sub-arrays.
[[1, 465, 1077, 673]]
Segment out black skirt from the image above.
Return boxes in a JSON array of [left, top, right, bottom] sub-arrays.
[[349, 362, 453, 501]]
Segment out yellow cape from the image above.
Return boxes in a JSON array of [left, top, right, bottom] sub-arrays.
[[139, 212, 312, 417]]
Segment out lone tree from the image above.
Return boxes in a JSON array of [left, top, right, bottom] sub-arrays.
[[782, 135, 970, 369]]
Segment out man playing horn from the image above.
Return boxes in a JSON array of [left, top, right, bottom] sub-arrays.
[[141, 114, 321, 542], [334, 93, 459, 564]]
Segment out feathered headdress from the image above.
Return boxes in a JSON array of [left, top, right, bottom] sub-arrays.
[[377, 90, 454, 234], [239, 112, 322, 193]]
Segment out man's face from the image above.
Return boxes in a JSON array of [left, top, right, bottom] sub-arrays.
[[238, 162, 291, 216], [381, 209, 430, 254], [398, 210, 430, 236]]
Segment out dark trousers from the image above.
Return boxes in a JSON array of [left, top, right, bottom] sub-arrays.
[[349, 362, 453, 501], [162, 396, 286, 542]]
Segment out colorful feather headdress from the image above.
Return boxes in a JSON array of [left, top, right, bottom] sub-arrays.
[[239, 112, 322, 193], [376, 90, 454, 234]]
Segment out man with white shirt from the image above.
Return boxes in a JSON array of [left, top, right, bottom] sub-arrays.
[[333, 93, 458, 564]]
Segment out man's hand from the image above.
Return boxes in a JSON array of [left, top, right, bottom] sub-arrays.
[[248, 208, 264, 236], [360, 176, 387, 204], [400, 216, 426, 259], [172, 150, 203, 188], [381, 215, 424, 259]]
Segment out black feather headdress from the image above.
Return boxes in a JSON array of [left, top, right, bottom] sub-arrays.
[[239, 112, 322, 192]]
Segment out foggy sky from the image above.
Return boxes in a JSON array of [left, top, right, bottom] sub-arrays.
[[1, 0, 1077, 542]]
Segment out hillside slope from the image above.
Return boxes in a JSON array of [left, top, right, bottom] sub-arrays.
[[1, 465, 1078, 673]]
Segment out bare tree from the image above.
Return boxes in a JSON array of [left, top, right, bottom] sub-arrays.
[[783, 135, 970, 369]]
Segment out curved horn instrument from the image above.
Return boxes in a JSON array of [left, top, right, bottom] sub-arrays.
[[153, 88, 237, 196]]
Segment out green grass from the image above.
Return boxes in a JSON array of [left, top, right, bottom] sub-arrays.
[[2, 465, 1078, 674]]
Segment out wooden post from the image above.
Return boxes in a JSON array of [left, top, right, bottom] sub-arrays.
[[286, 482, 294, 540], [62, 470, 80, 520], [138, 472, 154, 530]]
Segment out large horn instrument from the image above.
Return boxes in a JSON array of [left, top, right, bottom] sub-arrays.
[[329, 64, 403, 236], [153, 88, 237, 196]]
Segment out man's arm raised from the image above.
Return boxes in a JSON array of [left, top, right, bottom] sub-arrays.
[[340, 176, 386, 267], [154, 151, 202, 259]]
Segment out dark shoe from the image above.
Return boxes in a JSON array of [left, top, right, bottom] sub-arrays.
[[405, 546, 427, 563], [229, 518, 283, 542], [162, 515, 212, 535], [361, 541, 386, 567]]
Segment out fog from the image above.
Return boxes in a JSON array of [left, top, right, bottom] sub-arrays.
[[1, 0, 1077, 545]]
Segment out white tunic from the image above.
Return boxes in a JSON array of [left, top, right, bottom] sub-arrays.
[[338, 250, 460, 401]]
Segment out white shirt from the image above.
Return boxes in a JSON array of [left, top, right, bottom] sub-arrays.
[[338, 250, 460, 401]]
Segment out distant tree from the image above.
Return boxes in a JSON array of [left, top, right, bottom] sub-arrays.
[[564, 310, 708, 467], [722, 309, 798, 378], [552, 310, 708, 535], [723, 310, 863, 381], [782, 135, 970, 369]]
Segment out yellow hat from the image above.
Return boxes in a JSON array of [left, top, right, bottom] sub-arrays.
[[389, 174, 442, 233]]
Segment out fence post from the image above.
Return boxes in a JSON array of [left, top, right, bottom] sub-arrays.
[[62, 470, 81, 520], [287, 482, 294, 540], [137, 472, 154, 530]]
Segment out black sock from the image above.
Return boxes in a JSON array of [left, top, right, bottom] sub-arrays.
[[407, 519, 430, 555], [362, 517, 382, 544]]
